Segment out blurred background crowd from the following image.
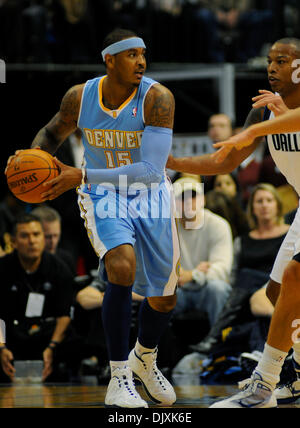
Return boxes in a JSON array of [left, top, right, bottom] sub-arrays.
[[0, 0, 299, 64]]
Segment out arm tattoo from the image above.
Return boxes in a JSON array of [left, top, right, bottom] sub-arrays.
[[145, 85, 175, 128], [31, 85, 83, 154], [243, 107, 264, 130]]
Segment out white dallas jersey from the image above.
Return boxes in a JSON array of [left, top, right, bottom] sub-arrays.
[[266, 111, 300, 196]]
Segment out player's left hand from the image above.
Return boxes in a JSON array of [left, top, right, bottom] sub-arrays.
[[41, 158, 82, 201], [252, 90, 289, 117], [212, 127, 256, 163]]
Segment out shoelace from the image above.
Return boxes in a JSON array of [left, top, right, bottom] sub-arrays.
[[144, 353, 168, 390], [117, 374, 138, 398]]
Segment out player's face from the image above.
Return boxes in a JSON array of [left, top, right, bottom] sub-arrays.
[[114, 48, 146, 87], [252, 190, 279, 224], [13, 221, 45, 261], [267, 43, 299, 96]]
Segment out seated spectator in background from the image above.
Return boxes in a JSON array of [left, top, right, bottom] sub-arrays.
[[194, 0, 273, 63], [208, 113, 233, 148], [0, 214, 79, 382], [172, 177, 233, 327], [209, 173, 249, 236], [0, 193, 27, 257], [201, 113, 234, 192], [190, 183, 289, 356], [31, 205, 77, 276]]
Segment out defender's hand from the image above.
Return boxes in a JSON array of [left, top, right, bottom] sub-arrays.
[[252, 90, 289, 117]]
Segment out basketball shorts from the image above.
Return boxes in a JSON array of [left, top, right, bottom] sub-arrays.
[[270, 201, 300, 284], [77, 179, 180, 297]]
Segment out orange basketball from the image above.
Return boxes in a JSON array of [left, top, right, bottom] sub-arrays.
[[6, 149, 60, 203]]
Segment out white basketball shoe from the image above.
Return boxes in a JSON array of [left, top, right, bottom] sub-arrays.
[[210, 372, 277, 408], [105, 366, 148, 408], [275, 358, 300, 404], [128, 348, 176, 406]]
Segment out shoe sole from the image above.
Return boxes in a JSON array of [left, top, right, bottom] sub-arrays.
[[277, 395, 300, 405], [105, 404, 148, 408], [132, 371, 176, 406]]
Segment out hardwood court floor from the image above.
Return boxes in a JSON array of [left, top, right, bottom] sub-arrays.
[[0, 381, 299, 408]]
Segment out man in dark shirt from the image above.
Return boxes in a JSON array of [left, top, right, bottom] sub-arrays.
[[0, 213, 74, 381]]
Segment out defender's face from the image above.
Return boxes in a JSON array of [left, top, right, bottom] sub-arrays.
[[267, 43, 299, 96], [113, 47, 146, 87]]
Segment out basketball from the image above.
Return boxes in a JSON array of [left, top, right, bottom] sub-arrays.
[[6, 149, 60, 203]]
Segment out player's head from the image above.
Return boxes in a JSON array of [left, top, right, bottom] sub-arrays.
[[247, 183, 284, 229], [31, 206, 61, 255], [268, 37, 300, 97], [102, 28, 146, 87], [208, 114, 233, 143], [11, 213, 45, 262]]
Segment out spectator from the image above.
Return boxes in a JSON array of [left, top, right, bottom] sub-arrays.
[[31, 205, 77, 276], [0, 193, 27, 257], [205, 189, 249, 239], [190, 183, 289, 356], [172, 177, 233, 326], [193, 0, 273, 63], [0, 213, 78, 382]]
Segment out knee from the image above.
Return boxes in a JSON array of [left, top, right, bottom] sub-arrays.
[[105, 246, 136, 286], [206, 280, 231, 295], [148, 294, 177, 313]]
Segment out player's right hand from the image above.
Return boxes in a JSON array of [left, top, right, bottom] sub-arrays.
[[252, 90, 289, 117]]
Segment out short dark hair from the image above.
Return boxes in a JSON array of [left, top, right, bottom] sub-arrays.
[[12, 213, 42, 237], [102, 28, 137, 50], [274, 37, 300, 54]]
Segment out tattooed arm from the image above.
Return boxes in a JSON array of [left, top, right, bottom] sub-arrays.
[[31, 84, 84, 154], [144, 83, 175, 129], [167, 107, 265, 175]]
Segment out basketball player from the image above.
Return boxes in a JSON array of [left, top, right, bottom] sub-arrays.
[[6, 29, 179, 408], [167, 38, 300, 408]]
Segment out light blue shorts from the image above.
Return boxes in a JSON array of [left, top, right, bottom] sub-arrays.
[[77, 178, 180, 297]]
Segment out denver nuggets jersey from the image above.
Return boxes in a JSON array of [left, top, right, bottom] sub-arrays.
[[78, 75, 157, 188], [266, 111, 300, 196]]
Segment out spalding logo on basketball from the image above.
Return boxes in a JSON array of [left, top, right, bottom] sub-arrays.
[[6, 149, 60, 203]]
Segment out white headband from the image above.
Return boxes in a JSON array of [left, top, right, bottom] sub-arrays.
[[101, 37, 146, 62]]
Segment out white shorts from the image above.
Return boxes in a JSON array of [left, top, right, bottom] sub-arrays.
[[270, 202, 300, 283]]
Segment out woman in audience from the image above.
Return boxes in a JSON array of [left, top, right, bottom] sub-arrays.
[[189, 183, 290, 357]]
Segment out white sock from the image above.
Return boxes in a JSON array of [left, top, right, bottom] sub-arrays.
[[255, 344, 288, 390], [110, 360, 129, 376], [135, 340, 155, 357]]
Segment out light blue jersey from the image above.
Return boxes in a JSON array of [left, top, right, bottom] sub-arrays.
[[76, 75, 180, 297], [78, 75, 159, 192]]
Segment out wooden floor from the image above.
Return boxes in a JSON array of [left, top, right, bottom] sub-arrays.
[[0, 379, 299, 408]]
